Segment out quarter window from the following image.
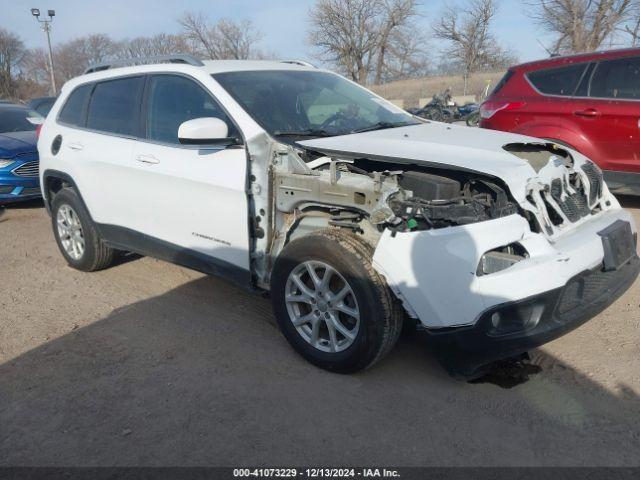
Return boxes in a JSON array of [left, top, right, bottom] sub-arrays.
[[590, 57, 640, 100], [527, 64, 587, 96], [145, 75, 237, 144], [86, 76, 145, 136], [58, 84, 91, 127]]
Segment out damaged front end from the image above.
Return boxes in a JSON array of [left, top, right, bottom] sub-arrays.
[[253, 127, 639, 379], [269, 142, 521, 243]]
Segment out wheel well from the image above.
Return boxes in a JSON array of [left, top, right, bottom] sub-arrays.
[[44, 176, 67, 207], [43, 172, 77, 210]]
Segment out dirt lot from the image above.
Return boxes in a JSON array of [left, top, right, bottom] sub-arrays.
[[1, 198, 640, 467]]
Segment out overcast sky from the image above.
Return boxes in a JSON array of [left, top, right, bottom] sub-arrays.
[[2, 0, 553, 64]]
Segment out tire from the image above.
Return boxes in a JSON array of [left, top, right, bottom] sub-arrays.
[[465, 111, 480, 127], [271, 229, 403, 373], [51, 187, 115, 272]]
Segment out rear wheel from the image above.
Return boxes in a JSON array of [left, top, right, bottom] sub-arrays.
[[271, 229, 403, 373], [51, 188, 116, 272]]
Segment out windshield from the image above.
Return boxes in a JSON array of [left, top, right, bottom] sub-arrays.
[[213, 70, 419, 138], [0, 108, 43, 134]]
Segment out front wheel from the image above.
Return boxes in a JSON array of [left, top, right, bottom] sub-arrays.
[[270, 229, 403, 373]]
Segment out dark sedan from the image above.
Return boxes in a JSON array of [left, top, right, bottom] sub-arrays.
[[26, 96, 57, 117]]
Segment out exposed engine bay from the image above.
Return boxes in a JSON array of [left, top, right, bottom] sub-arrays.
[[271, 143, 520, 240]]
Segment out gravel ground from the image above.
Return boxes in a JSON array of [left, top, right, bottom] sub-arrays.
[[1, 198, 639, 467]]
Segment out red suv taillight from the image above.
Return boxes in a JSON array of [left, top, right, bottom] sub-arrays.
[[36, 124, 43, 138], [479, 101, 526, 119]]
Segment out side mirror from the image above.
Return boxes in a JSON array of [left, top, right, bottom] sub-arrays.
[[178, 117, 237, 146]]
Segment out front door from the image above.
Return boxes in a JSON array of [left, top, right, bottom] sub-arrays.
[[128, 74, 250, 280]]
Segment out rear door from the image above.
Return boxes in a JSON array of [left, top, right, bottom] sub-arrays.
[[58, 76, 145, 228], [128, 73, 250, 276], [570, 56, 640, 173], [524, 62, 588, 132]]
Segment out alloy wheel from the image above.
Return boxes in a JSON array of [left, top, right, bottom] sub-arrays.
[[56, 204, 85, 260], [284, 261, 360, 353]]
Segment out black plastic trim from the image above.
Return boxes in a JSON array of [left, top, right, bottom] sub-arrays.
[[603, 170, 640, 196], [41, 169, 92, 216], [430, 255, 640, 378], [98, 224, 251, 290]]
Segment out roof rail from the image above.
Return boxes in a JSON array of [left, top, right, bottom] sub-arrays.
[[281, 60, 317, 68], [84, 54, 204, 74]]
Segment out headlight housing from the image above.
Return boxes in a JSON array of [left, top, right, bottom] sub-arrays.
[[0, 159, 15, 169], [478, 243, 528, 276]]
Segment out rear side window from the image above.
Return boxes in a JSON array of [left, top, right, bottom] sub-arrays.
[[87, 76, 145, 136], [145, 74, 238, 144], [527, 63, 587, 96], [590, 57, 640, 100], [58, 84, 91, 126], [491, 70, 514, 96]]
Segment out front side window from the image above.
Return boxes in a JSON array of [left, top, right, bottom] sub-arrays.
[[87, 76, 145, 136], [527, 63, 587, 96], [145, 75, 238, 145], [0, 108, 42, 133], [58, 84, 91, 126], [213, 70, 418, 138], [590, 57, 640, 100]]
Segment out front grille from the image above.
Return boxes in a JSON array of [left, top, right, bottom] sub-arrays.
[[12, 161, 39, 177], [581, 162, 604, 205], [533, 162, 604, 234], [549, 178, 590, 222]]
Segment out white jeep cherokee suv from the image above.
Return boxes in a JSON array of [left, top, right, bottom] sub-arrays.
[[38, 55, 639, 377]]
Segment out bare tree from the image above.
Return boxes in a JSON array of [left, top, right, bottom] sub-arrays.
[[179, 12, 264, 59], [119, 33, 193, 58], [382, 27, 431, 81], [0, 28, 26, 99], [309, 0, 380, 83], [527, 0, 635, 54], [623, 2, 640, 45], [309, 0, 426, 84], [373, 0, 423, 84], [434, 0, 512, 94], [22, 34, 120, 92]]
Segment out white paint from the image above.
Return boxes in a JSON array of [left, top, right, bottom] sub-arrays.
[[178, 117, 229, 142], [299, 122, 557, 204], [373, 208, 636, 328], [38, 60, 638, 332]]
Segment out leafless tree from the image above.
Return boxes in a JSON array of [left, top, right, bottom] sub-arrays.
[[309, 0, 426, 84], [526, 0, 635, 54], [0, 28, 26, 99], [373, 0, 424, 83], [434, 0, 512, 94], [21, 34, 120, 92], [309, 0, 381, 83], [626, 17, 640, 45], [382, 27, 431, 81], [623, 2, 640, 45], [119, 33, 193, 58], [178, 12, 264, 60]]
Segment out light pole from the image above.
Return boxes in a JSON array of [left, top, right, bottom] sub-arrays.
[[31, 8, 57, 96]]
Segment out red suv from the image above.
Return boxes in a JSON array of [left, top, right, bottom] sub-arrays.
[[480, 48, 640, 195]]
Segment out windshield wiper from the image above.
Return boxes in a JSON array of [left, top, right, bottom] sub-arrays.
[[351, 121, 417, 134], [273, 129, 333, 138]]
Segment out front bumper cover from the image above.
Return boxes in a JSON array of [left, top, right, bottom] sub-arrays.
[[429, 255, 640, 378]]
